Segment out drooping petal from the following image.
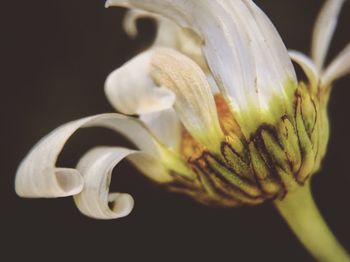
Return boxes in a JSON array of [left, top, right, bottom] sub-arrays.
[[104, 49, 182, 150], [107, 0, 296, 112], [322, 43, 350, 86], [150, 48, 224, 152], [140, 108, 181, 151], [74, 147, 168, 219], [105, 50, 175, 115], [15, 113, 171, 198], [289, 50, 319, 89], [311, 0, 346, 70]]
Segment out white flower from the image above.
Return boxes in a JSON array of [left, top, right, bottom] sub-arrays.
[[15, 0, 349, 221]]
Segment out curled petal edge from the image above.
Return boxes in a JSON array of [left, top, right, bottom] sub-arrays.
[[15, 113, 170, 198], [74, 146, 167, 219]]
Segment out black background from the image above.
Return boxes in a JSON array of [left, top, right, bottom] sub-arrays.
[[2, 1, 350, 261]]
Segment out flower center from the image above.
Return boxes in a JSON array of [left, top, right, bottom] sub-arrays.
[[170, 84, 330, 207]]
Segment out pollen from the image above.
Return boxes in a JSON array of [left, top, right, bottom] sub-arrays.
[[214, 95, 242, 136]]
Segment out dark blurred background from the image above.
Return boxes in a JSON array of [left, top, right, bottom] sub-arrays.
[[2, 1, 350, 261]]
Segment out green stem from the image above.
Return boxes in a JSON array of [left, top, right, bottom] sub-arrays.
[[274, 182, 350, 262]]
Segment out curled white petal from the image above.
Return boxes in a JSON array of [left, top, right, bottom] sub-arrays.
[[123, 9, 178, 47], [74, 147, 134, 219], [123, 9, 155, 38], [107, 0, 296, 112], [322, 43, 350, 86], [289, 50, 320, 89], [150, 48, 224, 152], [74, 147, 168, 219], [105, 50, 175, 115], [140, 108, 181, 151], [15, 113, 167, 198], [311, 0, 346, 70]]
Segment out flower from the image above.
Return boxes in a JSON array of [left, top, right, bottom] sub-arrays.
[[15, 1, 350, 259], [16, 0, 349, 215]]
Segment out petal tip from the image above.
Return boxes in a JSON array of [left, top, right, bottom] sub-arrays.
[[105, 0, 129, 8], [108, 193, 135, 218], [104, 0, 113, 8], [15, 167, 84, 198]]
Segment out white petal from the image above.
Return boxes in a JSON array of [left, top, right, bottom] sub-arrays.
[[175, 28, 208, 72], [107, 0, 296, 112], [106, 0, 253, 111], [105, 50, 175, 115], [140, 108, 181, 151], [123, 9, 156, 38], [322, 43, 350, 86], [73, 147, 135, 219], [234, 0, 297, 108], [207, 74, 220, 95], [123, 9, 207, 72], [122, 9, 144, 38], [74, 147, 168, 219], [15, 113, 169, 198], [289, 50, 320, 89], [311, 0, 346, 70], [123, 9, 178, 46], [150, 48, 224, 152]]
